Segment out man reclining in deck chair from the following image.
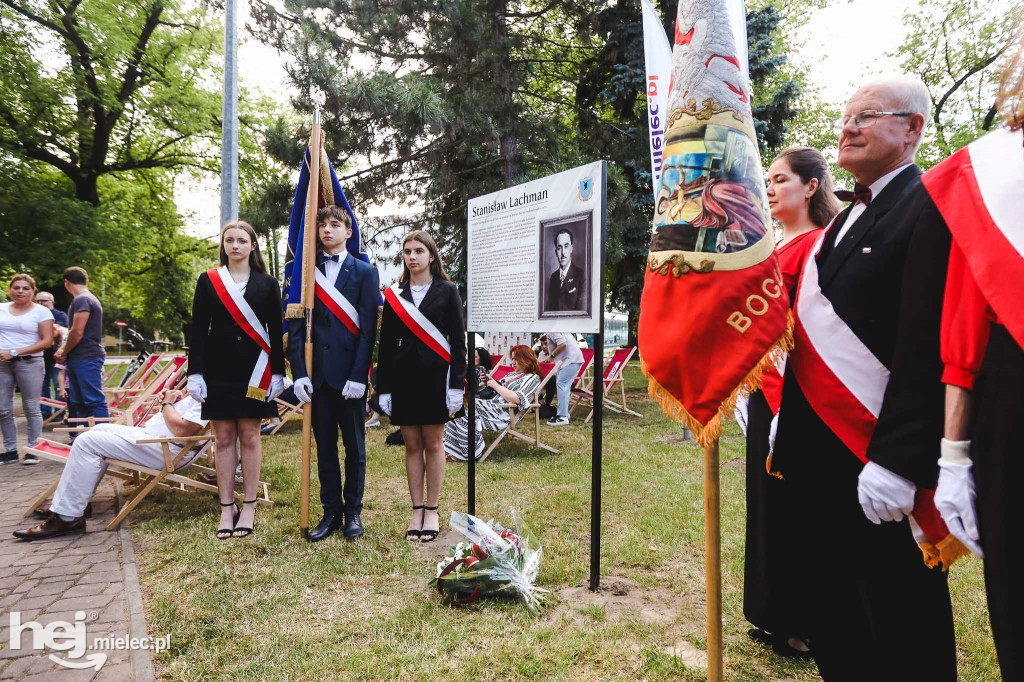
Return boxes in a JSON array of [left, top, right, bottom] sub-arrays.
[[13, 388, 207, 540], [443, 345, 542, 462]]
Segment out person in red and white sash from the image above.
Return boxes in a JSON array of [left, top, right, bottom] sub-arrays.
[[743, 146, 839, 659], [929, 38, 1024, 678], [188, 221, 285, 539], [376, 231, 466, 543], [771, 78, 958, 679], [287, 206, 380, 543]]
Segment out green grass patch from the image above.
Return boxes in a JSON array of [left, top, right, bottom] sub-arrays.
[[128, 362, 997, 680]]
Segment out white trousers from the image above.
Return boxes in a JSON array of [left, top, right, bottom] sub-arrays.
[[50, 424, 174, 518]]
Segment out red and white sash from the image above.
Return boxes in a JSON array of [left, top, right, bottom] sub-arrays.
[[314, 268, 360, 335], [207, 267, 272, 400], [789, 219, 888, 460], [786, 216, 969, 568], [383, 283, 451, 363], [924, 126, 1024, 349]]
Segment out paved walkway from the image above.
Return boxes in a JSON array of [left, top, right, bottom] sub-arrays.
[[0, 415, 154, 681]]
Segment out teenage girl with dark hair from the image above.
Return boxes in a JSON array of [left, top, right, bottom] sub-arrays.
[[376, 230, 466, 543], [188, 220, 285, 539]]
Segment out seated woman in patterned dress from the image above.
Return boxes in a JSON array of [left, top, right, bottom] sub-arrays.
[[443, 345, 542, 461]]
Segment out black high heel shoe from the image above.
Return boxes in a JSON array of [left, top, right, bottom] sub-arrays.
[[419, 505, 440, 543], [217, 501, 239, 540], [406, 505, 424, 541], [232, 499, 259, 538]]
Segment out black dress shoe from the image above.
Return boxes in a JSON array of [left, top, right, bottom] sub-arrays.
[[308, 514, 343, 542], [343, 514, 364, 540], [13, 515, 85, 540]]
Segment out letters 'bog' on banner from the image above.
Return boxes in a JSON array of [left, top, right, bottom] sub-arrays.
[[637, 0, 792, 445], [467, 162, 604, 334], [283, 138, 367, 319]]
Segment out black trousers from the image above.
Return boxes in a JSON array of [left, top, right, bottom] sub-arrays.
[[972, 324, 1023, 681], [311, 386, 366, 516], [773, 374, 957, 681]]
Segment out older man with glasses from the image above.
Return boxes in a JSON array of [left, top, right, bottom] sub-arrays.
[[34, 291, 69, 421], [768, 77, 959, 679]]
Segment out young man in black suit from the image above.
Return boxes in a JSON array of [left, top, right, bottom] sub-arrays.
[[288, 206, 380, 542], [771, 78, 957, 679], [545, 228, 586, 312]]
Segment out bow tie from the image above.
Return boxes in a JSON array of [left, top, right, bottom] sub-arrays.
[[834, 182, 872, 206], [319, 253, 341, 264]]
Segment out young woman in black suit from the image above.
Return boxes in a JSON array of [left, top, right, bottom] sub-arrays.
[[188, 221, 285, 539], [376, 231, 466, 542]]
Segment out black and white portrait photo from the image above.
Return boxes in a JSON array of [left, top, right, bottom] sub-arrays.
[[538, 211, 593, 319]]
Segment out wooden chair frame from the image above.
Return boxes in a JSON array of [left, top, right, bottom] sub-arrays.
[[478, 360, 562, 462], [575, 347, 642, 423], [23, 426, 272, 531]]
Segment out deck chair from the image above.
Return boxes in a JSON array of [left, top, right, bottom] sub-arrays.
[[40, 354, 172, 425], [58, 356, 188, 433], [478, 360, 562, 462], [577, 347, 642, 423], [23, 425, 272, 531], [266, 395, 302, 435], [562, 348, 595, 415]]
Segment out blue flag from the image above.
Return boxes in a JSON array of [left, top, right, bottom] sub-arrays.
[[283, 144, 372, 318]]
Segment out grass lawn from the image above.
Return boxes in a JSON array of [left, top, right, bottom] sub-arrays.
[[129, 363, 998, 680]]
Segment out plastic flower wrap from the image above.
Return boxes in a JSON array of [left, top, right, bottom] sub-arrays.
[[430, 508, 547, 611]]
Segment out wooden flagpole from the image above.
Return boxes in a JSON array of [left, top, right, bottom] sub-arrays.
[[704, 437, 723, 681], [299, 100, 323, 538]]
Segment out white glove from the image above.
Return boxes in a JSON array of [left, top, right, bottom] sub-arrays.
[[342, 381, 366, 400], [857, 461, 916, 524], [293, 377, 313, 404], [187, 374, 207, 403], [934, 439, 983, 557], [378, 393, 392, 416], [447, 388, 463, 414], [267, 374, 285, 402]]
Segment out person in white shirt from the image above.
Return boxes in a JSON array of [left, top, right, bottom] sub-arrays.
[[12, 388, 208, 540], [0, 274, 55, 465], [543, 332, 584, 426]]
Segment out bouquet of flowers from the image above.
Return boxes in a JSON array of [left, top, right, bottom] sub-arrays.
[[430, 508, 547, 611]]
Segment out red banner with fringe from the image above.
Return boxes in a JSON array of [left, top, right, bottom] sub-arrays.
[[638, 0, 792, 445]]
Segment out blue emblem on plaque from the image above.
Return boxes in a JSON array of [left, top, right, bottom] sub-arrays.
[[579, 177, 594, 201]]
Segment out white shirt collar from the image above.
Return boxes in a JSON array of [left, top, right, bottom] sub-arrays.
[[867, 163, 912, 198]]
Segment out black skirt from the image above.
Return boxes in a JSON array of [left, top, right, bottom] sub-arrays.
[[971, 324, 1024, 681], [200, 380, 277, 420], [742, 390, 805, 637], [389, 367, 456, 426]]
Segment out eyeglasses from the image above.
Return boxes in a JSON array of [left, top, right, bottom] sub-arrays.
[[834, 110, 913, 134]]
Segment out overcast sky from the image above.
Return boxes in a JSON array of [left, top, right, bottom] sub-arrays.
[[177, 0, 919, 241]]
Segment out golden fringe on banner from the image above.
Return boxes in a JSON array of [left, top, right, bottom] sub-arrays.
[[641, 311, 795, 447], [285, 303, 305, 319], [246, 386, 268, 401], [918, 535, 971, 572]]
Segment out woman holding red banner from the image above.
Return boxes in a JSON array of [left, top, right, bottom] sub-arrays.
[[376, 230, 466, 543], [188, 221, 286, 540], [743, 146, 839, 658]]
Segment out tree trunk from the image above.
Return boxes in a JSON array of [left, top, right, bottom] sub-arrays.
[[74, 175, 101, 205], [628, 307, 639, 348], [491, 1, 521, 184]]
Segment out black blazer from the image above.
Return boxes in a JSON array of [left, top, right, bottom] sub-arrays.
[[287, 253, 380, 392], [376, 279, 467, 395], [188, 270, 286, 385], [777, 166, 951, 487], [546, 262, 586, 311]]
